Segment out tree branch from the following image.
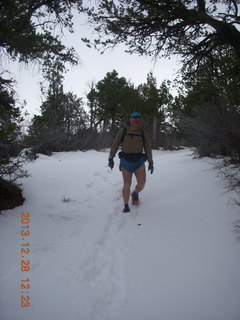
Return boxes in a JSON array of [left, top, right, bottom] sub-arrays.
[[197, 0, 206, 12]]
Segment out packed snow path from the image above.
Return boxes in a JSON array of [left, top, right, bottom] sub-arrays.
[[0, 149, 240, 320]]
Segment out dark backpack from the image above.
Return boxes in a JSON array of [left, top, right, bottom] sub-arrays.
[[120, 127, 145, 144]]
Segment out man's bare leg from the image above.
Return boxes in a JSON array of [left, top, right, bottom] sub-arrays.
[[134, 164, 146, 193], [121, 169, 133, 205]]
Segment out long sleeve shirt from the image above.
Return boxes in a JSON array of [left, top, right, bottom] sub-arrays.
[[109, 127, 153, 163]]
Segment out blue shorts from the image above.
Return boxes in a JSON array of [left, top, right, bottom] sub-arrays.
[[120, 156, 145, 172]]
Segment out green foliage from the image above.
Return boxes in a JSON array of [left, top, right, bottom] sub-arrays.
[[87, 70, 138, 132], [138, 73, 172, 122], [173, 50, 240, 116], [86, 82, 99, 130], [0, 80, 21, 145], [0, 78, 27, 181], [85, 70, 174, 146], [27, 66, 88, 153], [137, 73, 173, 143], [172, 50, 240, 157], [0, 0, 82, 64]]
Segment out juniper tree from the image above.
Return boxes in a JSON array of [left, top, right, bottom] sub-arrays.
[[83, 0, 240, 64]]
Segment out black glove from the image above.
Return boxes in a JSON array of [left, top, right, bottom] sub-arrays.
[[148, 161, 154, 174], [108, 156, 114, 169]]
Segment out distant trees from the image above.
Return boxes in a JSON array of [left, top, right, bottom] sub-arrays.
[[27, 62, 89, 154], [171, 49, 240, 158], [85, 70, 175, 146], [138, 73, 173, 145], [87, 70, 138, 133], [27, 91, 88, 153]]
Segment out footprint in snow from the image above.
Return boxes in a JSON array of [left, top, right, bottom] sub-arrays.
[[32, 243, 54, 255], [79, 196, 91, 204], [101, 176, 108, 182], [86, 182, 94, 188], [31, 259, 50, 272], [114, 194, 122, 202], [60, 215, 73, 221], [112, 182, 121, 187]]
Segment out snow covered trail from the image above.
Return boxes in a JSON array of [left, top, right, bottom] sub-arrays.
[[0, 149, 240, 320]]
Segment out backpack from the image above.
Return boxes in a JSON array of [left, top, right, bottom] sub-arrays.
[[120, 127, 145, 144]]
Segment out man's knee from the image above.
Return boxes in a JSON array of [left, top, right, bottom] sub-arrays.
[[123, 183, 131, 191]]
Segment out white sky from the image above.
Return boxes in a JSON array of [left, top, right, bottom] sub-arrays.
[[4, 13, 182, 118]]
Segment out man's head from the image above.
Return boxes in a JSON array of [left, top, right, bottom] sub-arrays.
[[129, 112, 142, 128]]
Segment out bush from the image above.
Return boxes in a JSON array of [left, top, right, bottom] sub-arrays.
[[181, 101, 240, 158], [0, 178, 25, 211]]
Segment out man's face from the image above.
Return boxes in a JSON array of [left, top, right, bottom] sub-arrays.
[[130, 116, 142, 127]]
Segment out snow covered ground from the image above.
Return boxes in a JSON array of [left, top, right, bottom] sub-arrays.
[[0, 148, 240, 320]]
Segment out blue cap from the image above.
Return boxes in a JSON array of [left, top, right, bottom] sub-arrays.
[[130, 112, 142, 118]]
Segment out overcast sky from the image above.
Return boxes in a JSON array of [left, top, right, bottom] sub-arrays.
[[5, 12, 181, 118]]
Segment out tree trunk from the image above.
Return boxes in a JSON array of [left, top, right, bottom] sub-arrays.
[[152, 116, 157, 145]]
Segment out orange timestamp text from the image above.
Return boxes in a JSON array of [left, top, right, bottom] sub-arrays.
[[20, 212, 31, 307]]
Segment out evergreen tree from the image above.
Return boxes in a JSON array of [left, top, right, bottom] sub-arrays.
[[86, 70, 138, 133], [138, 73, 172, 144], [172, 50, 240, 157], [0, 78, 24, 171], [27, 65, 88, 153]]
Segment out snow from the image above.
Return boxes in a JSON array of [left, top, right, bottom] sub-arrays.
[[0, 148, 240, 320]]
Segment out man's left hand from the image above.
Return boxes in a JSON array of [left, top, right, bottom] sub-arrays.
[[148, 161, 154, 174]]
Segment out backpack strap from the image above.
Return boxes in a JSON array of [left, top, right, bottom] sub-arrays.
[[140, 128, 145, 144], [121, 127, 145, 144], [120, 127, 127, 143]]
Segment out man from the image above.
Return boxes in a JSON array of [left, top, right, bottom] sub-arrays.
[[108, 112, 154, 212]]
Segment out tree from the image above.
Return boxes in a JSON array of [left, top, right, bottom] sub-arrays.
[[83, 0, 240, 64], [0, 77, 29, 211], [138, 73, 172, 144], [86, 70, 138, 132], [0, 0, 83, 65], [0, 79, 22, 147], [172, 48, 240, 115], [172, 50, 240, 157], [0, 78, 25, 180], [86, 81, 99, 130], [27, 65, 88, 153]]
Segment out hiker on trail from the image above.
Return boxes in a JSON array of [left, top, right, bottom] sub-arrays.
[[108, 112, 154, 213]]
